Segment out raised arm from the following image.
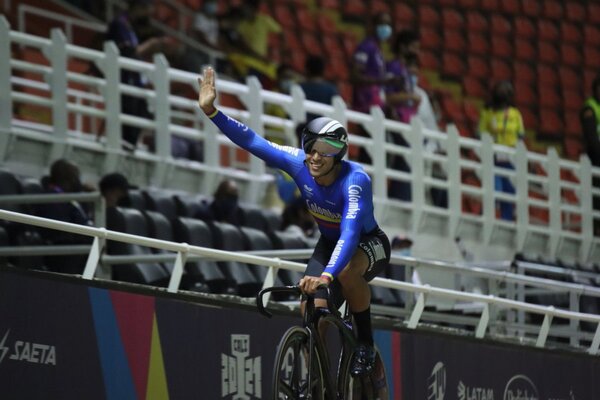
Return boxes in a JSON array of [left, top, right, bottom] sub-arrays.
[[198, 67, 304, 173]]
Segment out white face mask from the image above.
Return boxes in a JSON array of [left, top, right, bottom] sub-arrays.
[[376, 24, 392, 41], [410, 74, 418, 88]]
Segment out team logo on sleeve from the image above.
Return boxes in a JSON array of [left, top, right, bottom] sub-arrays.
[[268, 142, 300, 156], [346, 185, 362, 219]]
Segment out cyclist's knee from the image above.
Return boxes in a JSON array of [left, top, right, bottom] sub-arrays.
[[337, 263, 367, 286]]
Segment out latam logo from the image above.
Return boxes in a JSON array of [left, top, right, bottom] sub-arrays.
[[221, 334, 261, 399], [458, 380, 494, 400], [0, 330, 57, 366]]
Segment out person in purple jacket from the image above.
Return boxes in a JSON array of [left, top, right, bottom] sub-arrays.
[[198, 67, 391, 377]]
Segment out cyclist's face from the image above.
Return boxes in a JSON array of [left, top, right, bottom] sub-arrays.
[[305, 143, 336, 178]]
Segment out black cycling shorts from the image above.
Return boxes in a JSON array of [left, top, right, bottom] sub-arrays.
[[303, 227, 390, 308]]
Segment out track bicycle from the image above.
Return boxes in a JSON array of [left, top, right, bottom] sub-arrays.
[[257, 285, 388, 400]]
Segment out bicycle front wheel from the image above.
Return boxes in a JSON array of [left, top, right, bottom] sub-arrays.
[[272, 326, 326, 400]]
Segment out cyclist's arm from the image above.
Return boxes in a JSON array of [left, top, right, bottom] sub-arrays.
[[321, 172, 372, 281], [208, 109, 304, 173]]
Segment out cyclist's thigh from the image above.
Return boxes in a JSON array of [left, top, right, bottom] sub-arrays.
[[357, 228, 391, 282]]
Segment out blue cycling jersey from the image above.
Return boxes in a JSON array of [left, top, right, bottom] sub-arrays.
[[209, 110, 380, 279]]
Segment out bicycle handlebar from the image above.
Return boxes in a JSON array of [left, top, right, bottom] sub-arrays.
[[256, 284, 337, 318], [256, 285, 301, 318]]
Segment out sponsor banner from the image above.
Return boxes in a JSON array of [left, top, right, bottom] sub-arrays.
[[399, 330, 600, 400], [1, 268, 599, 399]]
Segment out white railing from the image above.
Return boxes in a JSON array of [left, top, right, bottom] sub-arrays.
[[1, 208, 599, 355], [1, 18, 600, 262]]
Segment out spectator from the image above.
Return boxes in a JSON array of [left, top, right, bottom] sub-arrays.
[[386, 31, 422, 124], [106, 0, 174, 148], [227, 0, 282, 85], [36, 159, 93, 274], [99, 172, 134, 208], [580, 74, 600, 234], [300, 55, 339, 123], [181, 0, 222, 72], [195, 179, 244, 225], [350, 12, 395, 163], [280, 197, 318, 245], [477, 80, 525, 221]]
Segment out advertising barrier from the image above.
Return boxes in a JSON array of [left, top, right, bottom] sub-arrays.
[[0, 267, 597, 399]]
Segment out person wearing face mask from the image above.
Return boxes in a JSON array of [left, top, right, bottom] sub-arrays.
[[195, 179, 245, 226], [281, 196, 319, 246], [198, 67, 391, 378], [349, 12, 395, 165], [106, 0, 174, 148], [35, 159, 94, 274], [477, 80, 525, 221]]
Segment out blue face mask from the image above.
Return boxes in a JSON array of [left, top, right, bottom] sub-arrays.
[[410, 74, 418, 88], [376, 24, 392, 41]]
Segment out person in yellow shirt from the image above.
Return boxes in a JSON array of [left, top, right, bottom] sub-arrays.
[[477, 80, 525, 220], [228, 0, 282, 84]]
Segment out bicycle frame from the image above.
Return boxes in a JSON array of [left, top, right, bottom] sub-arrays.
[[257, 285, 359, 399]]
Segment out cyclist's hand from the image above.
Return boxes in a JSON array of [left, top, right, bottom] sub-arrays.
[[299, 276, 330, 294], [197, 66, 217, 115]]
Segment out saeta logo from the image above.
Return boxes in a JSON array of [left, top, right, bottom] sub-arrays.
[[0, 330, 57, 366], [221, 334, 261, 399], [427, 361, 446, 400], [503, 375, 539, 400]]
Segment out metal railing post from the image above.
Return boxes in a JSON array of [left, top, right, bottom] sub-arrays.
[[0, 17, 11, 162], [367, 106, 387, 203], [242, 76, 266, 205], [410, 118, 425, 232], [579, 155, 593, 261], [48, 28, 68, 161], [152, 53, 171, 186], [547, 148, 561, 257], [515, 141, 528, 250], [446, 124, 461, 235], [100, 41, 122, 173], [481, 134, 495, 243]]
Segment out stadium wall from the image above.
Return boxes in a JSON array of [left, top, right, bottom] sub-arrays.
[[0, 266, 597, 400]]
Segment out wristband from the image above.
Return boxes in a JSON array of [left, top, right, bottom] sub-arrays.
[[206, 108, 218, 119], [321, 272, 333, 283]]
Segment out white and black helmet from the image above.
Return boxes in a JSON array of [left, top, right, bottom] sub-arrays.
[[301, 117, 348, 161]]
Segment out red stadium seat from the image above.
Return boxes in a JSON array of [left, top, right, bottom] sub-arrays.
[[584, 26, 600, 47], [419, 50, 440, 70], [520, 107, 539, 131], [466, 11, 488, 33], [490, 58, 512, 81], [562, 90, 583, 112], [319, 0, 339, 11], [537, 19, 560, 42], [480, 0, 499, 12], [559, 66, 581, 91], [542, 0, 563, 20], [394, 3, 415, 29], [442, 52, 466, 78], [537, 42, 559, 64], [458, 0, 480, 9], [467, 32, 489, 55], [565, 2, 585, 23], [514, 17, 536, 40], [370, 0, 390, 15], [300, 32, 323, 55], [463, 101, 480, 127], [501, 0, 521, 15], [296, 7, 316, 32], [514, 85, 536, 108], [490, 14, 512, 36], [514, 39, 536, 61], [322, 34, 342, 55], [521, 0, 540, 18], [273, 4, 296, 29], [538, 108, 564, 139], [420, 26, 442, 51], [444, 30, 466, 52], [463, 76, 487, 99], [317, 14, 337, 35], [513, 61, 535, 83], [560, 44, 583, 68], [564, 111, 581, 137], [442, 8, 464, 31], [564, 138, 582, 161], [560, 22, 582, 44], [538, 87, 561, 109], [418, 5, 441, 26], [588, 3, 600, 25], [490, 36, 512, 59], [467, 56, 490, 80], [536, 64, 558, 86], [584, 47, 600, 69], [342, 0, 366, 19], [340, 32, 358, 59]]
